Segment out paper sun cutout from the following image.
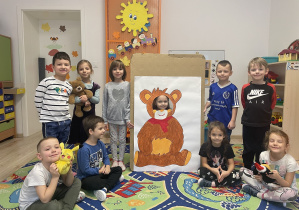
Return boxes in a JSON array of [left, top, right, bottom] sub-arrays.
[[41, 23, 51, 32], [120, 56, 131, 66], [134, 88, 191, 167], [116, 0, 154, 37]]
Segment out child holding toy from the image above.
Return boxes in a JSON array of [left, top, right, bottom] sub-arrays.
[[102, 60, 134, 171], [240, 130, 299, 202], [77, 115, 123, 202], [34, 52, 73, 144], [68, 60, 100, 145], [198, 121, 241, 187], [241, 57, 276, 169], [18, 137, 84, 210], [203, 60, 239, 141]]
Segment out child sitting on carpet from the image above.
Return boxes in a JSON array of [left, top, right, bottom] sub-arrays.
[[18, 137, 84, 210], [198, 121, 241, 187], [240, 130, 299, 202], [76, 115, 123, 202]]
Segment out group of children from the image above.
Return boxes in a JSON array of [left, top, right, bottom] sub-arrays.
[[18, 52, 298, 209], [200, 57, 298, 203]]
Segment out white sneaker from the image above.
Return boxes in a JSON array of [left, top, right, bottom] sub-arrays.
[[94, 188, 107, 202], [118, 161, 126, 171], [112, 160, 119, 168], [119, 174, 124, 182], [76, 191, 85, 203]]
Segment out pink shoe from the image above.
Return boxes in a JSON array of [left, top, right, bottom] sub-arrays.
[[118, 161, 126, 171], [112, 160, 119, 168]]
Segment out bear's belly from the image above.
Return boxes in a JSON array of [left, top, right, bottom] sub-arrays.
[[151, 138, 172, 155]]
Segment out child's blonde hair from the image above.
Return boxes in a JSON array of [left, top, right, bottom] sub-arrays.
[[247, 57, 268, 71], [264, 130, 289, 150]]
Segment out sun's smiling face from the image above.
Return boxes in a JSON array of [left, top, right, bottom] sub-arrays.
[[116, 0, 153, 37]]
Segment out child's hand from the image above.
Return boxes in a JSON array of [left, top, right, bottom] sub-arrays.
[[79, 95, 88, 103], [227, 120, 236, 130], [218, 168, 229, 183], [254, 174, 263, 182], [105, 123, 109, 131], [103, 165, 111, 174], [99, 166, 105, 174], [50, 163, 60, 178], [127, 122, 134, 129], [266, 170, 279, 180], [203, 108, 207, 114], [210, 167, 221, 178]]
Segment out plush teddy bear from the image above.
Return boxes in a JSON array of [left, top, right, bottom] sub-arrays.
[[69, 77, 93, 117], [55, 143, 79, 175]]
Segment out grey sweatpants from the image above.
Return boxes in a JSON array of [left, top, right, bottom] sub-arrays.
[[109, 123, 127, 161]]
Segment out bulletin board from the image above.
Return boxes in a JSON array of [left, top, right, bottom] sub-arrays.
[[105, 0, 161, 82], [0, 35, 13, 81]]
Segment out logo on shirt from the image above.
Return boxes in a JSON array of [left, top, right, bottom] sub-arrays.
[[55, 87, 67, 94], [223, 91, 230, 99], [247, 89, 268, 100]]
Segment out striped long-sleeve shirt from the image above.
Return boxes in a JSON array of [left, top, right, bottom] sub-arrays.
[[34, 76, 72, 123]]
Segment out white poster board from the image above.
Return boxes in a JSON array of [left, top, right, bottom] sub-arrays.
[[133, 76, 202, 172]]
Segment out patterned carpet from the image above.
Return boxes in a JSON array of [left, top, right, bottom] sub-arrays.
[[0, 144, 299, 210]]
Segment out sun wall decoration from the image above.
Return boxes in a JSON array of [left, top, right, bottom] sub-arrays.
[[116, 0, 154, 37]]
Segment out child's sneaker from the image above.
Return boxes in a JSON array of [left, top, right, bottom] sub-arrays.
[[94, 188, 107, 202], [118, 161, 126, 171], [119, 174, 124, 182], [242, 184, 258, 196], [112, 160, 118, 168], [76, 191, 85, 203], [198, 178, 212, 187]]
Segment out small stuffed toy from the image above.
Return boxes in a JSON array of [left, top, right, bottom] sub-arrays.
[[69, 77, 93, 117], [252, 162, 275, 183], [55, 143, 79, 175]]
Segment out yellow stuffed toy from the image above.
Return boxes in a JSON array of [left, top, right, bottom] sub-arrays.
[[55, 143, 79, 175]]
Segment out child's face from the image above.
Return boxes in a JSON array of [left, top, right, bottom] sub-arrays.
[[155, 95, 169, 110], [209, 127, 224, 147], [248, 63, 269, 83], [89, 122, 106, 139], [216, 64, 232, 82], [268, 133, 288, 154], [37, 138, 61, 163], [78, 62, 92, 80], [53, 59, 71, 81], [112, 66, 124, 81]]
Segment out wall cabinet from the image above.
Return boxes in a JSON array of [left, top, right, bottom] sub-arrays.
[[268, 61, 299, 160]]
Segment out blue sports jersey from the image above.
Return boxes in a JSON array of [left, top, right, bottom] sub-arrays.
[[207, 82, 239, 127]]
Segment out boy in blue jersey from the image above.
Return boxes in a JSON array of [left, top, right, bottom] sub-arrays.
[[203, 60, 239, 141]]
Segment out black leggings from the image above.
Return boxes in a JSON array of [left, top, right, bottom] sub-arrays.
[[81, 166, 122, 191], [198, 167, 240, 187]]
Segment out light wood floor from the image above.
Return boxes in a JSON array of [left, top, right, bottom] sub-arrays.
[[0, 132, 242, 182]]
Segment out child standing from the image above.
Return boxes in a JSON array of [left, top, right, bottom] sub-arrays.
[[18, 137, 83, 210], [240, 130, 298, 202], [77, 115, 123, 202], [34, 52, 73, 143], [68, 60, 100, 145], [241, 57, 276, 169], [102, 60, 134, 171], [198, 121, 240, 187], [203, 60, 239, 141]]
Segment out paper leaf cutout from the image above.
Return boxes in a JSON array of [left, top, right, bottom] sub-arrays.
[[120, 56, 130, 66], [41, 23, 50, 32]]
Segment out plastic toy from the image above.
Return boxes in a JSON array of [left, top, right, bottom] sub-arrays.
[[271, 112, 282, 126], [266, 71, 278, 84], [252, 162, 275, 183], [55, 143, 79, 175], [276, 94, 284, 105]]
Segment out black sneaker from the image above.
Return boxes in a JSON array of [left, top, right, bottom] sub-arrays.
[[242, 184, 258, 196], [198, 178, 212, 187]]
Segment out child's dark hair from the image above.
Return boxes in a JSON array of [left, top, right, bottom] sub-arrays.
[[264, 130, 289, 150], [152, 95, 170, 110], [217, 60, 232, 71], [109, 60, 127, 81], [37, 137, 58, 152], [206, 121, 230, 162], [77, 59, 93, 74], [52, 51, 71, 65], [82, 115, 105, 136]]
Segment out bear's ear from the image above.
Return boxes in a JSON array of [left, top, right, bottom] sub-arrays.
[[140, 89, 152, 104], [76, 76, 82, 81], [170, 89, 182, 103]]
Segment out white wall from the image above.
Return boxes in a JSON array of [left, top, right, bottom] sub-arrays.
[[268, 0, 299, 56], [0, 0, 276, 136]]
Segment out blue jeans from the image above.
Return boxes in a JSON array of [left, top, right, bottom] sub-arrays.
[[42, 120, 71, 144]]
